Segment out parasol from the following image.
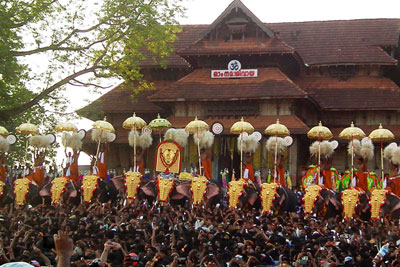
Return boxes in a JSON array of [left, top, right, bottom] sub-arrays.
[[92, 117, 115, 168], [0, 126, 9, 137], [369, 124, 395, 182], [55, 121, 78, 133], [339, 122, 365, 187], [123, 113, 147, 172], [185, 117, 209, 176], [149, 114, 172, 142], [230, 117, 254, 179], [265, 119, 290, 183], [16, 122, 39, 136], [307, 122, 332, 185]]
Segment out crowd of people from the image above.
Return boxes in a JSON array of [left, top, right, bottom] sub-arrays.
[[0, 198, 399, 267]]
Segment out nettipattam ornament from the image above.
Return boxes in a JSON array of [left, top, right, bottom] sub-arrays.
[[125, 171, 142, 199], [260, 183, 279, 214], [157, 177, 174, 202], [179, 172, 193, 180], [228, 180, 245, 208], [303, 185, 322, 214], [81, 175, 99, 202], [191, 176, 208, 205], [51, 177, 68, 205], [369, 189, 387, 220], [0, 181, 5, 197], [14, 178, 31, 206], [341, 189, 360, 219]]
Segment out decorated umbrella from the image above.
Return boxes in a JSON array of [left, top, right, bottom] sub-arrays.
[[339, 122, 365, 183], [265, 119, 290, 183], [55, 121, 78, 133], [369, 124, 395, 180], [307, 122, 333, 183], [230, 117, 254, 179], [16, 122, 39, 176], [123, 113, 147, 172], [0, 126, 9, 137], [185, 117, 209, 176], [92, 117, 115, 166], [148, 114, 171, 142]]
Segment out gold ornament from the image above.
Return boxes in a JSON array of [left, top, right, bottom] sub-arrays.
[[155, 141, 182, 174], [307, 122, 332, 140], [191, 176, 208, 205], [228, 180, 245, 208], [0, 181, 5, 197], [125, 171, 142, 199], [51, 177, 68, 205], [303, 185, 322, 214], [341, 189, 360, 219], [260, 183, 278, 214], [179, 172, 193, 180], [157, 177, 174, 202], [265, 119, 290, 137], [14, 178, 31, 205], [81, 175, 99, 202], [370, 189, 387, 220]]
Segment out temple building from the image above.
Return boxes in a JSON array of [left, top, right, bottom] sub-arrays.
[[79, 0, 400, 184]]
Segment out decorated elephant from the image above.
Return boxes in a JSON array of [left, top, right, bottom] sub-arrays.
[[81, 175, 118, 203], [260, 183, 298, 215], [302, 185, 342, 218]]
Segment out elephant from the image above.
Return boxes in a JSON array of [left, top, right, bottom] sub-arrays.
[[303, 186, 342, 218], [0, 183, 14, 207], [355, 190, 400, 220]]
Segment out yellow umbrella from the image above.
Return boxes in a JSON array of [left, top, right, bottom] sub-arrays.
[[339, 122, 366, 185], [123, 113, 147, 172], [369, 124, 395, 181], [93, 117, 115, 133], [230, 117, 254, 179], [0, 126, 9, 137], [55, 121, 77, 133], [265, 119, 290, 183], [149, 114, 172, 142], [307, 122, 333, 185], [185, 117, 209, 176], [16, 122, 39, 135]]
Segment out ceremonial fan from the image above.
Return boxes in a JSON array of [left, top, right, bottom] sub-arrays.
[[307, 122, 333, 183], [185, 117, 209, 176], [265, 119, 290, 183], [123, 113, 147, 172], [230, 117, 254, 179]]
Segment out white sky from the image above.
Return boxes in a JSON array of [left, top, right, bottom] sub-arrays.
[[63, 0, 400, 165]]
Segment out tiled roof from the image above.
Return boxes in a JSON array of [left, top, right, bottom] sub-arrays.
[[149, 68, 306, 102], [295, 76, 400, 110], [166, 115, 309, 134], [268, 19, 400, 66]]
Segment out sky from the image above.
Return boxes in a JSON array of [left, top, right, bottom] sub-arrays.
[[62, 0, 400, 165]]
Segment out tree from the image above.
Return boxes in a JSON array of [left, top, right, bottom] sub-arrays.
[[0, 0, 184, 122]]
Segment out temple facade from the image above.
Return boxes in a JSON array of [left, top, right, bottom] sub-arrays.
[[80, 0, 400, 185]]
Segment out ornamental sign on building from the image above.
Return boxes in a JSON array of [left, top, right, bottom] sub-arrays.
[[211, 60, 258, 78]]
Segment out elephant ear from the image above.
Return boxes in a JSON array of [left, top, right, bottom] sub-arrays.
[[77, 129, 86, 140], [6, 135, 16, 145]]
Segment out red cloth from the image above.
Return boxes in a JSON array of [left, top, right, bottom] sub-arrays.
[[389, 172, 400, 196], [69, 163, 79, 182], [32, 167, 45, 185], [137, 162, 144, 175], [244, 163, 254, 181], [202, 157, 212, 179], [322, 170, 333, 190], [277, 168, 286, 187], [97, 162, 107, 179], [356, 172, 368, 192], [0, 166, 6, 182]]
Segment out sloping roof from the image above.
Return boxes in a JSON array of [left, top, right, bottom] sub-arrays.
[[268, 19, 400, 66], [149, 68, 306, 102], [167, 115, 309, 134], [295, 76, 400, 110]]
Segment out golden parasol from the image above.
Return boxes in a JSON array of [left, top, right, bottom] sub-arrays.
[[369, 124, 395, 182], [149, 114, 172, 142], [123, 113, 147, 172], [185, 117, 209, 176], [16, 122, 39, 135], [230, 117, 254, 179], [265, 119, 290, 183], [0, 126, 9, 137], [307, 122, 332, 185], [339, 122, 365, 186], [55, 121, 78, 133], [92, 117, 115, 168]]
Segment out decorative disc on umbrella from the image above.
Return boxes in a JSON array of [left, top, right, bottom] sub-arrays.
[[93, 117, 115, 133], [369, 124, 395, 142], [307, 121, 332, 140], [148, 114, 171, 130], [265, 119, 290, 137], [339, 122, 365, 140], [185, 117, 209, 134], [16, 122, 39, 135], [123, 113, 147, 130], [230, 117, 254, 134], [0, 126, 9, 137], [55, 121, 77, 133]]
